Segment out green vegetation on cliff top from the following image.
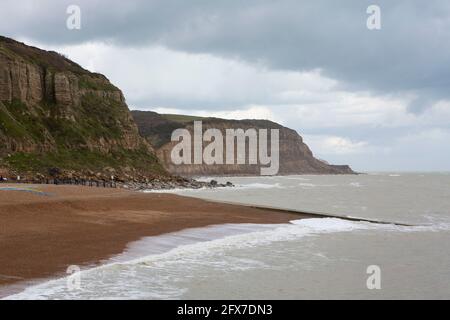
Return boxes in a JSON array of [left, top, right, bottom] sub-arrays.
[[161, 114, 205, 123]]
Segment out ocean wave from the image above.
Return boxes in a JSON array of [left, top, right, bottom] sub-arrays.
[[143, 187, 209, 194], [349, 182, 363, 187], [298, 183, 316, 188], [143, 182, 286, 193], [284, 177, 311, 181], [4, 216, 436, 300], [298, 183, 337, 188], [237, 182, 285, 189]]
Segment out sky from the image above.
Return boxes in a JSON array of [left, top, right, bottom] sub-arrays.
[[1, 0, 449, 172]]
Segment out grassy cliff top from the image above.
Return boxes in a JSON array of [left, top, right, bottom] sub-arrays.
[[0, 36, 110, 83], [132, 110, 286, 149]]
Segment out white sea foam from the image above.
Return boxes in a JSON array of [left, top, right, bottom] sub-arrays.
[[237, 182, 285, 189], [298, 183, 316, 188], [298, 183, 338, 188], [143, 187, 208, 194], [4, 216, 435, 300], [349, 182, 363, 187], [285, 177, 311, 181], [143, 182, 286, 194]]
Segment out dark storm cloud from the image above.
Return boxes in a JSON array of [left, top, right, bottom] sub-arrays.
[[2, 0, 450, 111]]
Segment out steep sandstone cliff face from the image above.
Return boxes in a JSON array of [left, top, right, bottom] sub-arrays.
[[132, 111, 355, 176], [0, 36, 166, 180]]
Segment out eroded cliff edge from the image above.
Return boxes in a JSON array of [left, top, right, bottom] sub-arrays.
[[132, 111, 355, 176]]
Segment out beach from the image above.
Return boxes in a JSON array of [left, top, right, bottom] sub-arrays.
[[0, 184, 313, 296], [2, 174, 450, 299]]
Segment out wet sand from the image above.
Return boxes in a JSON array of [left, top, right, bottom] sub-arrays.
[[0, 184, 314, 297]]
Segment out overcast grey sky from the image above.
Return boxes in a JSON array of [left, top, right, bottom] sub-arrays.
[[1, 0, 449, 172]]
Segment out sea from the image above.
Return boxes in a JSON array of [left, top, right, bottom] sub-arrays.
[[4, 173, 450, 299]]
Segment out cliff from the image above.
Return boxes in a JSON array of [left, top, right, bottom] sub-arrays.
[[0, 36, 166, 181], [131, 111, 355, 176], [0, 36, 354, 181]]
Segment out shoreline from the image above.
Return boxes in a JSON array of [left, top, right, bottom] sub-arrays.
[[0, 184, 313, 298], [0, 182, 416, 298]]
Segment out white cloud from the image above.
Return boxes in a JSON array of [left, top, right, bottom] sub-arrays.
[[24, 39, 416, 127], [397, 128, 450, 144], [303, 135, 370, 155], [16, 39, 450, 171], [28, 40, 339, 111], [153, 105, 280, 122]]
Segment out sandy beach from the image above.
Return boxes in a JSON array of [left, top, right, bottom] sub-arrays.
[[0, 184, 315, 297]]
